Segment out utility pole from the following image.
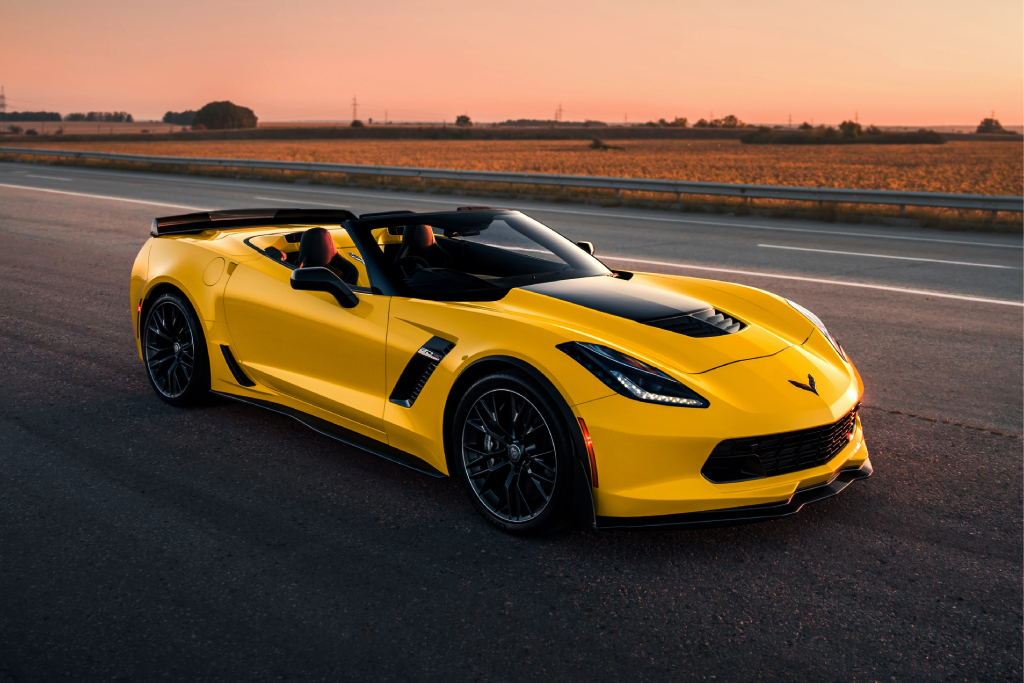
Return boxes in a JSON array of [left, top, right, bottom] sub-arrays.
[[555, 103, 563, 123], [788, 113, 792, 128], [855, 111, 859, 124], [352, 96, 359, 122], [385, 109, 388, 125], [0, 86, 5, 129]]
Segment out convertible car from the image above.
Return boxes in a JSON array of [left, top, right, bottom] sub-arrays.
[[131, 207, 870, 534]]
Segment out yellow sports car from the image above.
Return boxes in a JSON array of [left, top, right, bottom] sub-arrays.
[[131, 207, 870, 534]]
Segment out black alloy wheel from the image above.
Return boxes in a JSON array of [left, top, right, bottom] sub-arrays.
[[452, 372, 574, 534], [143, 292, 210, 406]]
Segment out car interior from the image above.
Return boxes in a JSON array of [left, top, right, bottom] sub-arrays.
[[248, 227, 370, 289]]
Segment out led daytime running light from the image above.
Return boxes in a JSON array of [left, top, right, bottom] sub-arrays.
[[609, 371, 705, 406], [557, 342, 709, 408]]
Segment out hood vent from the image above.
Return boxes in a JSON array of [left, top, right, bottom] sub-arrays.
[[645, 308, 745, 338]]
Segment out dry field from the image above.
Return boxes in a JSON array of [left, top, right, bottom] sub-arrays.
[[6, 139, 1022, 196]]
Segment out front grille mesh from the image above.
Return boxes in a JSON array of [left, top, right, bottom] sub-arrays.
[[646, 308, 745, 338], [702, 407, 859, 483]]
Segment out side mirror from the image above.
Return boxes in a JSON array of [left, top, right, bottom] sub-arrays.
[[576, 240, 595, 256], [290, 267, 359, 308]]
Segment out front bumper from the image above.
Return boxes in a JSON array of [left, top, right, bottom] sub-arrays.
[[595, 457, 873, 530]]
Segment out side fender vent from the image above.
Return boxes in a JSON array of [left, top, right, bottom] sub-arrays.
[[220, 345, 256, 387], [389, 337, 456, 408], [645, 308, 746, 338]]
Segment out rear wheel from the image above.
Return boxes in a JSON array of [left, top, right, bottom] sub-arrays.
[[143, 292, 210, 406], [452, 371, 574, 535]]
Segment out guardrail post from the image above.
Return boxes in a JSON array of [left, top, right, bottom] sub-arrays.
[[991, 210, 999, 221], [899, 205, 906, 215]]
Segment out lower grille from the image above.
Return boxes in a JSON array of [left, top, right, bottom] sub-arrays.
[[702, 407, 859, 483]]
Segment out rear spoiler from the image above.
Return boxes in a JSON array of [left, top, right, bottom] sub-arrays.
[[151, 208, 358, 236]]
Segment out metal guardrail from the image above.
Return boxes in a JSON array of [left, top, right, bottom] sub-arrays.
[[1, 146, 1021, 213]]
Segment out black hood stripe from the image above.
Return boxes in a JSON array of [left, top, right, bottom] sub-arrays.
[[523, 276, 712, 323]]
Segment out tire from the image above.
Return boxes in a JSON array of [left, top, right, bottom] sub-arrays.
[[451, 371, 574, 535], [142, 291, 210, 406]]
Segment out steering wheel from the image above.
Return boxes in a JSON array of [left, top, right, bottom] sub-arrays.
[[394, 255, 430, 279]]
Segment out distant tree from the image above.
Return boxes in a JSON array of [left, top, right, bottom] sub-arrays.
[[455, 115, 473, 127], [25, 129, 38, 136], [670, 117, 688, 128], [693, 118, 710, 128], [798, 122, 813, 130], [191, 101, 258, 130], [7, 125, 23, 134], [350, 119, 364, 128], [163, 110, 197, 126], [719, 114, 744, 128], [6, 111, 62, 122], [589, 138, 622, 151], [76, 111, 133, 123], [976, 118, 1015, 134], [839, 120, 862, 138], [865, 125, 883, 135]]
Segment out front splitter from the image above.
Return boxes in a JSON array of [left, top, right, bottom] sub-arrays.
[[595, 458, 873, 530]]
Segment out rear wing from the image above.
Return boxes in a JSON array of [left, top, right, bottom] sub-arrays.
[[151, 208, 358, 237]]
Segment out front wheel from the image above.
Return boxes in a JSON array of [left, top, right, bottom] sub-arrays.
[[142, 291, 210, 406], [452, 371, 574, 535]]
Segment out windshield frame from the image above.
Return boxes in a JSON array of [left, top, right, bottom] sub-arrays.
[[345, 209, 611, 301]]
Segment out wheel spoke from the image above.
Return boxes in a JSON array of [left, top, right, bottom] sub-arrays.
[[461, 388, 556, 525], [145, 300, 196, 399]]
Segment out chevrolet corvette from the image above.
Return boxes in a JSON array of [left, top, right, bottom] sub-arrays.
[[130, 207, 870, 534]]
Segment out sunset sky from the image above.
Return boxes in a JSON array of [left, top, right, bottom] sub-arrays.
[[3, 0, 1022, 125]]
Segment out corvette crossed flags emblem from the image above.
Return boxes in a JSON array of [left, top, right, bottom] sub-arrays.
[[789, 374, 818, 395]]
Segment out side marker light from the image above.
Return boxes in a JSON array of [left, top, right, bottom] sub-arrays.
[[578, 417, 598, 488]]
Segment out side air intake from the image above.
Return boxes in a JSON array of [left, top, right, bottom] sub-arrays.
[[645, 308, 745, 338]]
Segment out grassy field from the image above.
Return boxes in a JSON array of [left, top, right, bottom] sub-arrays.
[[6, 138, 1022, 196]]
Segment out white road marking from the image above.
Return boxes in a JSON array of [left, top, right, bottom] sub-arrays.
[[524, 206, 1023, 249], [26, 174, 73, 181], [598, 254, 1024, 307], [758, 244, 1020, 269], [2, 164, 1019, 250], [253, 196, 351, 208], [0, 182, 207, 211]]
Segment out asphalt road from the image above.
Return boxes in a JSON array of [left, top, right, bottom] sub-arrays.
[[1, 162, 1021, 682]]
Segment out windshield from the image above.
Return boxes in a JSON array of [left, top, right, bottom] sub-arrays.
[[357, 211, 611, 300]]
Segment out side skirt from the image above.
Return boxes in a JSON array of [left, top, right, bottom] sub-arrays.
[[211, 391, 446, 479], [596, 459, 873, 530]]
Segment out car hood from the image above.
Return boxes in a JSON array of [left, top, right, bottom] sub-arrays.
[[498, 273, 817, 375]]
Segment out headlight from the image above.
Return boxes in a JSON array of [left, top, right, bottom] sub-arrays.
[[558, 342, 709, 408], [786, 299, 847, 361]]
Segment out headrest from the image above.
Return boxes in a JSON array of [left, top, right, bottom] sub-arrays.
[[298, 227, 338, 268], [402, 224, 435, 250]]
